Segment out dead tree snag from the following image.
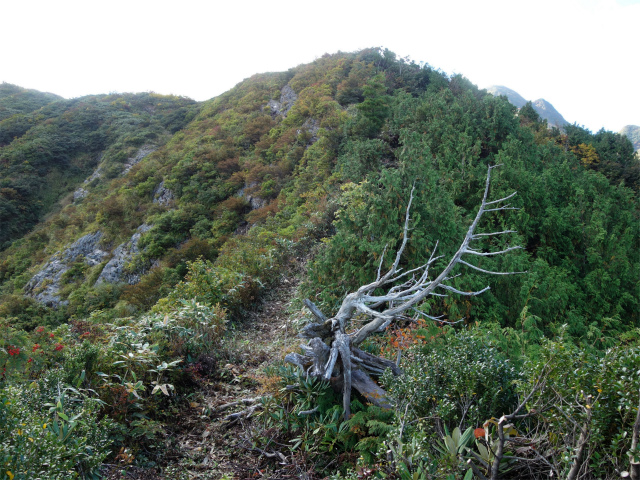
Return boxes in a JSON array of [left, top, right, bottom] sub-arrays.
[[286, 164, 523, 418]]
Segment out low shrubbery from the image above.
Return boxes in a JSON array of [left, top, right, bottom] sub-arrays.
[[0, 279, 229, 478], [0, 376, 114, 480], [260, 326, 640, 479]]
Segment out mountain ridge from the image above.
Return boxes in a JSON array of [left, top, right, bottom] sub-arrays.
[[0, 49, 638, 479]]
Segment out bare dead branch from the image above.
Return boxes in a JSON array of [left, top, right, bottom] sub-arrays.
[[376, 245, 388, 280], [485, 191, 517, 205], [463, 245, 523, 257], [566, 396, 594, 480], [471, 230, 517, 238], [298, 406, 319, 416], [304, 299, 327, 322], [437, 284, 491, 296], [223, 403, 264, 425], [458, 259, 525, 276]]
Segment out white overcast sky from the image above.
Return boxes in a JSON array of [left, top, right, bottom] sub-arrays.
[[1, 0, 638, 133]]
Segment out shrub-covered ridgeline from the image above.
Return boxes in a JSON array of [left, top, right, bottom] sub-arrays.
[[0, 49, 638, 478]]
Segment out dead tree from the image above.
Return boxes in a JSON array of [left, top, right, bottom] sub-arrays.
[[286, 164, 522, 418]]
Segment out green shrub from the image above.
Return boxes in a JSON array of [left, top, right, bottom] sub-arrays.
[[517, 335, 640, 477], [145, 300, 226, 360], [385, 329, 518, 430], [0, 382, 114, 479], [154, 258, 259, 318]]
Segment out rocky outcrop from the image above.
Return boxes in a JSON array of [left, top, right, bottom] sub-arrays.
[[95, 224, 152, 285], [531, 99, 567, 129], [485, 85, 527, 108], [73, 188, 88, 202], [73, 156, 103, 203], [237, 183, 266, 210], [267, 85, 297, 118], [63, 231, 109, 265], [122, 145, 156, 175], [23, 225, 155, 307], [23, 259, 69, 307], [24, 231, 108, 307], [153, 181, 174, 206], [620, 125, 640, 152], [86, 166, 102, 183]]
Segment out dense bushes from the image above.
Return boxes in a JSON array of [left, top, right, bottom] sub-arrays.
[[386, 330, 518, 430], [0, 378, 114, 480], [306, 81, 639, 341], [0, 92, 198, 249], [0, 287, 228, 477], [264, 325, 640, 479]]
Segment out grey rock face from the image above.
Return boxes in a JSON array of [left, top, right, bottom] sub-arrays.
[[280, 85, 297, 115], [122, 145, 156, 175], [153, 181, 174, 206], [485, 85, 567, 129], [73, 188, 88, 202], [24, 231, 108, 307], [298, 118, 320, 145], [95, 224, 152, 285], [24, 260, 69, 307], [248, 195, 267, 210], [237, 182, 266, 210], [267, 85, 298, 118], [86, 167, 102, 183], [73, 155, 104, 202], [267, 99, 281, 117], [85, 157, 103, 184], [531, 99, 568, 129], [62, 231, 108, 264]]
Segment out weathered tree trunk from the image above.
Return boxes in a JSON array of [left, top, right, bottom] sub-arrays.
[[566, 402, 593, 480], [286, 165, 522, 419]]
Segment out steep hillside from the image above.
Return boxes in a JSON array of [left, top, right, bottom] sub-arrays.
[[486, 84, 568, 128], [0, 92, 199, 249], [0, 49, 638, 479], [620, 124, 640, 151], [1, 47, 637, 335]]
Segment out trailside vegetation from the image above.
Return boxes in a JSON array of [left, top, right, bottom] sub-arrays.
[[0, 48, 638, 479]]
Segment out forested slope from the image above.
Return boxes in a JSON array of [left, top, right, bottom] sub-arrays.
[[0, 49, 638, 479]]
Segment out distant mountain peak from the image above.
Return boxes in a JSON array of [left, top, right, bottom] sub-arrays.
[[485, 85, 528, 109], [530, 98, 568, 128], [620, 125, 640, 151], [486, 85, 567, 129]]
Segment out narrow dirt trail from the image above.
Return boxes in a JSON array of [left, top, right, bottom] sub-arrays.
[[166, 275, 305, 479]]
